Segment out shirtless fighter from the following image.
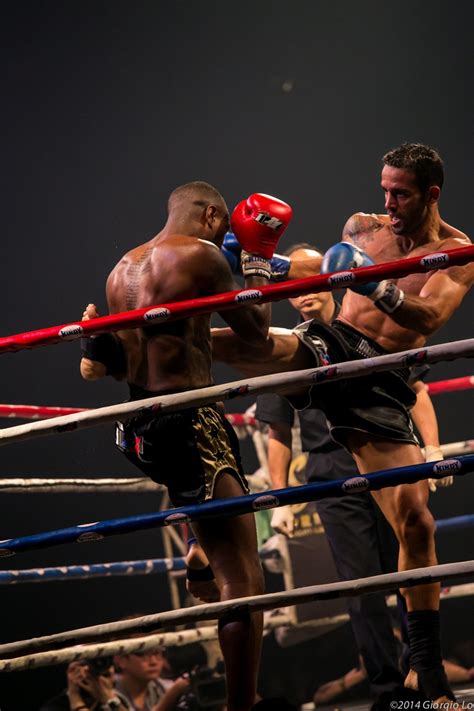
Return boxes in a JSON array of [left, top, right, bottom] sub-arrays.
[[213, 144, 474, 704], [80, 181, 292, 711]]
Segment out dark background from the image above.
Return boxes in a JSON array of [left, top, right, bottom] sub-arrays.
[[0, 1, 473, 708]]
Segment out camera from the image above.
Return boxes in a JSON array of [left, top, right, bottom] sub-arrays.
[[189, 661, 227, 708], [87, 655, 114, 676], [165, 643, 227, 709]]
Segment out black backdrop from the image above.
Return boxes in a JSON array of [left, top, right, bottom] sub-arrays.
[[1, 2, 473, 708]]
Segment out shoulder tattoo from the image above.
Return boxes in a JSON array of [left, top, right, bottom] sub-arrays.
[[343, 213, 383, 246]]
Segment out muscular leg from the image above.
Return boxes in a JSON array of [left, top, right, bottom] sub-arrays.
[[346, 434, 437, 611], [347, 433, 455, 703], [192, 471, 264, 711], [211, 327, 313, 379]]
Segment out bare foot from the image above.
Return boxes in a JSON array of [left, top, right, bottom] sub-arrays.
[[185, 542, 220, 603], [404, 670, 457, 708], [404, 669, 418, 692]]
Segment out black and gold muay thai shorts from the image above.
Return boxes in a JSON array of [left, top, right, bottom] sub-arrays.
[[115, 401, 248, 506]]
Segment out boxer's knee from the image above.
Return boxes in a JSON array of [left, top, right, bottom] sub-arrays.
[[221, 564, 264, 599], [397, 501, 435, 551]]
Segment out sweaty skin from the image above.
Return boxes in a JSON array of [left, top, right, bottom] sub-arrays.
[[81, 183, 274, 711], [296, 165, 473, 352], [106, 233, 270, 393], [337, 212, 472, 351], [211, 166, 473, 706], [213, 166, 473, 371]]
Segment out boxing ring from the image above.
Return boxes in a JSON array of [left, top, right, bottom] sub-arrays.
[[1, 248, 473, 708]]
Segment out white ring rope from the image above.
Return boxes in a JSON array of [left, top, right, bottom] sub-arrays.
[[1, 560, 472, 659], [4, 583, 474, 673], [0, 338, 472, 447], [0, 615, 293, 673], [437, 440, 474, 457], [0, 628, 220, 673], [0, 438, 472, 493], [0, 477, 164, 494]]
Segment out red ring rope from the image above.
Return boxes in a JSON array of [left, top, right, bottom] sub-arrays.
[[0, 246, 473, 354], [0, 405, 85, 419], [425, 375, 474, 395]]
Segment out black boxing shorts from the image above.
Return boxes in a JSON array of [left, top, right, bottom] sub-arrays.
[[291, 319, 418, 449], [115, 401, 248, 507]]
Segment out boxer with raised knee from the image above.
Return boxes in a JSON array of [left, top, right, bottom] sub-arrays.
[[214, 144, 474, 706]]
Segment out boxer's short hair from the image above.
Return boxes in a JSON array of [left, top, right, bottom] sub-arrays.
[[383, 142, 444, 192]]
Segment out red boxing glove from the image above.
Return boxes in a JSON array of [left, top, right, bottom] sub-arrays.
[[231, 193, 292, 258], [231, 193, 292, 279]]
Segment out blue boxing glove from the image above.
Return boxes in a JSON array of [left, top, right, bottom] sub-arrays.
[[322, 243, 404, 314], [221, 232, 291, 282], [221, 232, 243, 274]]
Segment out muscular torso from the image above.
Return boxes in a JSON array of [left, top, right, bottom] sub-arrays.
[[107, 234, 217, 394], [338, 213, 471, 351]]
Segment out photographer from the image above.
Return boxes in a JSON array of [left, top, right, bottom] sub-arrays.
[[114, 648, 190, 711], [163, 644, 226, 711], [39, 658, 127, 711]]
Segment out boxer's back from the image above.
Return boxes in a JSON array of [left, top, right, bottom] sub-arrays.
[[106, 233, 216, 394]]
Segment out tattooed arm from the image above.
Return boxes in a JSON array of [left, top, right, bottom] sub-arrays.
[[341, 212, 385, 247]]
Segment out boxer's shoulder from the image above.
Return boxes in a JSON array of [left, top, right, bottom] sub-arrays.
[[438, 221, 471, 245], [146, 234, 225, 276], [342, 212, 387, 244]]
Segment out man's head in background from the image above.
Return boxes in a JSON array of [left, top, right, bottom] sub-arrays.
[[285, 243, 336, 324], [114, 647, 167, 683]]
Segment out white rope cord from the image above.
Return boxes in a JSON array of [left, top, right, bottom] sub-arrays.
[[0, 614, 294, 673], [386, 582, 474, 607], [268, 582, 474, 637], [4, 582, 473, 673], [0, 628, 220, 673], [0, 477, 164, 494], [0, 338, 473, 446], [439, 440, 474, 457], [274, 582, 474, 635], [257, 582, 474, 637], [1, 559, 472, 659]]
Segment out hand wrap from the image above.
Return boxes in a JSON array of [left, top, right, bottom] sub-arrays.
[[240, 251, 272, 279], [81, 334, 126, 376], [370, 280, 405, 314]]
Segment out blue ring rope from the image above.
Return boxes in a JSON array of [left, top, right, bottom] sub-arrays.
[[0, 513, 472, 584], [1, 455, 473, 557]]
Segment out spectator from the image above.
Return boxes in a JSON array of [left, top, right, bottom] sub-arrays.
[[39, 658, 126, 711], [114, 647, 189, 711]]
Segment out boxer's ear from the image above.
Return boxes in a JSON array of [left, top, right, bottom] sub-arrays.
[[205, 204, 218, 226], [427, 185, 440, 203]]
